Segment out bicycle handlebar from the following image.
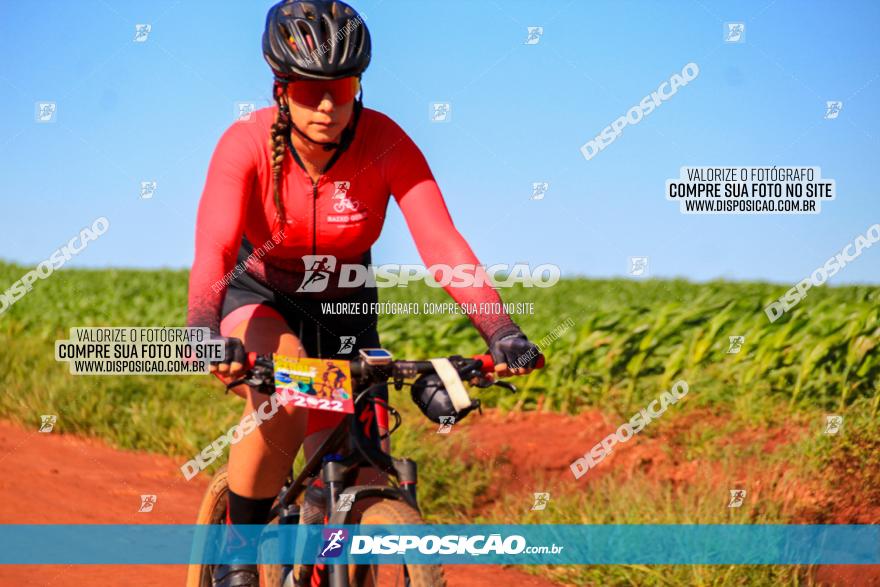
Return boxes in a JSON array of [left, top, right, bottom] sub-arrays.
[[235, 351, 545, 393], [245, 352, 544, 374]]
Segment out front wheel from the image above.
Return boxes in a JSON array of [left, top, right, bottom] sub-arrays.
[[186, 464, 229, 587], [185, 464, 283, 587], [349, 500, 446, 587]]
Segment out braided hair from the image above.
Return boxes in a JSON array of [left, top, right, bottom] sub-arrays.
[[269, 81, 290, 225]]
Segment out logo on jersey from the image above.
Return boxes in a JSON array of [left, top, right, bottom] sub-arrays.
[[332, 182, 359, 212], [328, 181, 367, 223], [320, 528, 349, 558]]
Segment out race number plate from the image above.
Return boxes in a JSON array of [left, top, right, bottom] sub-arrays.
[[273, 355, 353, 414]]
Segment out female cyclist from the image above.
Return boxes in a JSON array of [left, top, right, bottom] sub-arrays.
[[186, 2, 541, 585]]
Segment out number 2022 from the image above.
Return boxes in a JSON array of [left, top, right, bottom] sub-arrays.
[[292, 395, 343, 412]]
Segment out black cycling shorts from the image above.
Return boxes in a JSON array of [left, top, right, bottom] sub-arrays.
[[220, 249, 381, 360]]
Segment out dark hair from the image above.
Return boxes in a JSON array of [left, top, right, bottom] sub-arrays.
[[269, 82, 290, 225]]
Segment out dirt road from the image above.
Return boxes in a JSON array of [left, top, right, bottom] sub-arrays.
[[0, 420, 561, 587], [1, 409, 876, 587]]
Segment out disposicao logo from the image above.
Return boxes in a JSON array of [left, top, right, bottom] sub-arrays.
[[320, 528, 349, 558]]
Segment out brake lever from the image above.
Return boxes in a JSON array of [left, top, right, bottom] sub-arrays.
[[468, 374, 517, 392], [225, 378, 246, 392], [225, 373, 270, 392], [225, 358, 275, 394], [470, 376, 494, 389], [493, 379, 517, 392]]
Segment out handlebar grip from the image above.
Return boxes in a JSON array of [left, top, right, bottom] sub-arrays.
[[474, 353, 545, 373], [473, 354, 491, 372]]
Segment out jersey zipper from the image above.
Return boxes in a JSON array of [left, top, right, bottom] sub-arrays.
[[311, 178, 319, 256], [282, 124, 356, 257]]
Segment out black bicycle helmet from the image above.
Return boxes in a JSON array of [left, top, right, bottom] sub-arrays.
[[263, 0, 371, 81], [410, 374, 481, 424]]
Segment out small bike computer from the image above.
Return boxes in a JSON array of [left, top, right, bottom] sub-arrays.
[[359, 348, 393, 366]]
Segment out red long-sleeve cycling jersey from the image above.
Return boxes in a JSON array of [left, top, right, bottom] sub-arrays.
[[187, 106, 517, 342]]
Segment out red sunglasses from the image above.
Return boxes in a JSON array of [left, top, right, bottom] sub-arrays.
[[284, 77, 360, 108]]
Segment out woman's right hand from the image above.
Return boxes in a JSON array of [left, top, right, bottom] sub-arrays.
[[209, 336, 247, 378]]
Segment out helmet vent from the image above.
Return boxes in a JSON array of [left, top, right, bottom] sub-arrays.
[[340, 19, 352, 58], [353, 24, 364, 54], [295, 21, 315, 52], [319, 14, 330, 42], [279, 23, 295, 50]]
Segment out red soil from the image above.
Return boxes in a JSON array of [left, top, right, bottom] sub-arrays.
[[0, 420, 562, 587], [1, 405, 876, 587], [456, 407, 880, 586]]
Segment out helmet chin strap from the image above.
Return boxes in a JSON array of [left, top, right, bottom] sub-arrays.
[[290, 90, 363, 152]]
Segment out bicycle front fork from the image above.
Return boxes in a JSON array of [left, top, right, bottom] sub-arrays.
[[393, 457, 418, 506], [322, 456, 420, 587], [323, 457, 350, 587]]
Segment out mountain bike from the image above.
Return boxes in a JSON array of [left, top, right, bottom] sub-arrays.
[[186, 348, 542, 587]]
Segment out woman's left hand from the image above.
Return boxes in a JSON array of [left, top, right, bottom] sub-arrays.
[[489, 329, 541, 377]]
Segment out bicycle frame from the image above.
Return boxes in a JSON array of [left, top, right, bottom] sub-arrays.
[[267, 381, 418, 587], [231, 351, 543, 586]]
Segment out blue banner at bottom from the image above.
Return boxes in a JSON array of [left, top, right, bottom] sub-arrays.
[[0, 524, 877, 565]]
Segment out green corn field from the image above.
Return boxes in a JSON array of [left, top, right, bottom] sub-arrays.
[[1, 260, 877, 586], [1, 260, 878, 448], [377, 276, 880, 415]]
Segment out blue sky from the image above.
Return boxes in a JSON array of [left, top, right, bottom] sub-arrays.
[[1, 0, 879, 284]]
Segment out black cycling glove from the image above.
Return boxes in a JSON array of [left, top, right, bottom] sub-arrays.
[[488, 325, 540, 371], [210, 336, 247, 367]]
